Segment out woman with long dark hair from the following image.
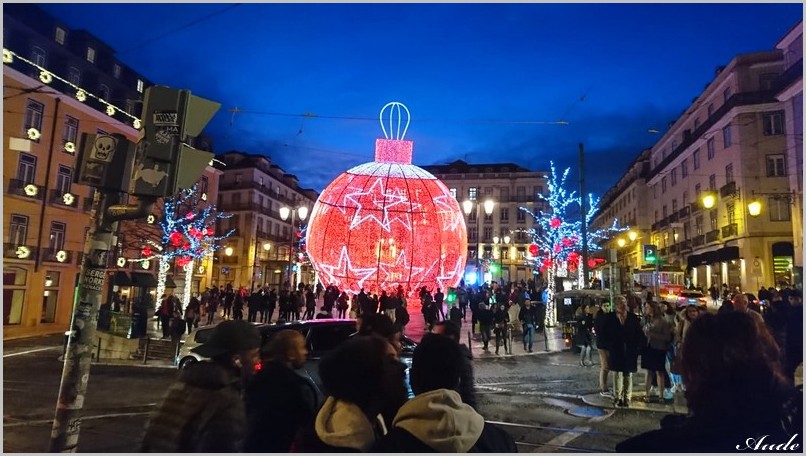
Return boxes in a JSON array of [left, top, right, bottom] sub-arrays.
[[617, 311, 802, 452]]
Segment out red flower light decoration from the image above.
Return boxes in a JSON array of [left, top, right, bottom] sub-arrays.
[[550, 217, 562, 229], [177, 256, 191, 267], [305, 103, 467, 300], [554, 244, 562, 253], [142, 247, 152, 257], [528, 244, 539, 256], [186, 212, 194, 220], [206, 228, 214, 236], [587, 259, 597, 268], [169, 231, 183, 247], [562, 237, 574, 247]]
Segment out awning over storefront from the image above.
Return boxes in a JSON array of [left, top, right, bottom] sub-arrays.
[[130, 272, 158, 288], [700, 250, 719, 265], [686, 254, 701, 270], [718, 246, 740, 262], [772, 242, 794, 257], [112, 271, 132, 287], [165, 277, 177, 289]]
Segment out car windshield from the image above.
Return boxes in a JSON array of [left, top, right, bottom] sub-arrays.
[[195, 329, 214, 344]]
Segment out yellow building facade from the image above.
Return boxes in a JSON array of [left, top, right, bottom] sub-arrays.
[[3, 66, 140, 339]]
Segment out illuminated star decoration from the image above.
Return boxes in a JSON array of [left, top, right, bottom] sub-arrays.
[[343, 177, 414, 232], [378, 250, 425, 290], [433, 194, 464, 232], [436, 256, 465, 292], [318, 246, 378, 291]]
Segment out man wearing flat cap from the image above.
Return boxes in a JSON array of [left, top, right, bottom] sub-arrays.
[[141, 320, 262, 452]]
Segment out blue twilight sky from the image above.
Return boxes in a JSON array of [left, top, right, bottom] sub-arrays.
[[38, 2, 802, 195]]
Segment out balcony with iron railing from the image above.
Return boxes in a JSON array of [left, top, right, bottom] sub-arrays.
[[218, 180, 304, 206], [692, 234, 705, 247], [721, 223, 739, 238], [648, 90, 779, 180], [678, 206, 691, 219], [41, 248, 75, 265], [668, 212, 679, 223], [7, 178, 44, 200], [705, 229, 720, 243], [680, 239, 691, 251], [690, 203, 702, 214], [3, 243, 37, 260], [218, 255, 240, 265], [719, 181, 738, 198], [49, 189, 80, 209]]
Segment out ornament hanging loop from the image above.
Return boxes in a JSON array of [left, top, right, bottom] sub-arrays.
[[379, 102, 410, 140]]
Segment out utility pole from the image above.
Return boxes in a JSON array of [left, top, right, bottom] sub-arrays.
[[49, 86, 219, 452], [579, 143, 589, 289]]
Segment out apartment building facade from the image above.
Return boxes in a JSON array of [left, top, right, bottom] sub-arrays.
[[3, 5, 155, 339], [213, 152, 319, 291], [774, 21, 803, 288], [590, 149, 653, 289], [421, 160, 549, 285]]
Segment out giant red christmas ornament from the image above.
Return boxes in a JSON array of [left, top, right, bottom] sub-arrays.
[[306, 102, 467, 300]]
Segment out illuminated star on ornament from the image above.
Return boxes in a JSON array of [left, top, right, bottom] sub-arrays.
[[343, 177, 403, 232], [378, 250, 425, 290], [432, 194, 464, 232], [318, 246, 378, 290], [381, 187, 420, 231], [436, 256, 465, 291]]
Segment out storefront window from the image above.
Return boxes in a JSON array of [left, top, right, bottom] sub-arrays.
[[4, 267, 27, 325]]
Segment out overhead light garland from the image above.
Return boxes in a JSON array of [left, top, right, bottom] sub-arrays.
[[3, 48, 142, 130]]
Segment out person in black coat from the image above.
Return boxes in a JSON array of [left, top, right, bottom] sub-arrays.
[[244, 330, 319, 453], [371, 334, 516, 453], [594, 303, 612, 396], [576, 305, 594, 366], [475, 304, 494, 352], [433, 321, 477, 410], [602, 296, 645, 407], [616, 312, 802, 452]]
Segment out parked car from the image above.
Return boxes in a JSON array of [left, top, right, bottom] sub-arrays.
[[176, 319, 416, 397], [675, 291, 709, 309]]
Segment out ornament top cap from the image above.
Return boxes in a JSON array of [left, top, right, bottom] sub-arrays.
[[375, 102, 413, 164], [379, 102, 410, 140]]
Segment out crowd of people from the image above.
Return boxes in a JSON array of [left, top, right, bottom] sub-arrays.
[[138, 275, 801, 453], [141, 314, 518, 452]]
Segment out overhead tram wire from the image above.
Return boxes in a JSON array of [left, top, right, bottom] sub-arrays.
[[116, 4, 243, 55], [222, 108, 570, 126]]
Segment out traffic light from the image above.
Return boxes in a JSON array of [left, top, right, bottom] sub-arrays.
[[643, 244, 657, 263], [75, 133, 136, 192], [132, 86, 220, 197]]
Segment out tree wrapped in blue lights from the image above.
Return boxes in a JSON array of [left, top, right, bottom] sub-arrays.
[[519, 162, 627, 327], [134, 184, 234, 308]]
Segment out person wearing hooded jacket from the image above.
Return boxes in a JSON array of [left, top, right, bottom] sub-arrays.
[[293, 335, 408, 452], [372, 333, 517, 453], [141, 320, 261, 452]]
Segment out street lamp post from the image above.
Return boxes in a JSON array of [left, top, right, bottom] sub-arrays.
[[280, 205, 308, 290], [251, 241, 272, 291], [462, 198, 495, 286]]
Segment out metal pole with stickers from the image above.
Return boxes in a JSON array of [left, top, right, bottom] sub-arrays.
[[49, 86, 219, 452]]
